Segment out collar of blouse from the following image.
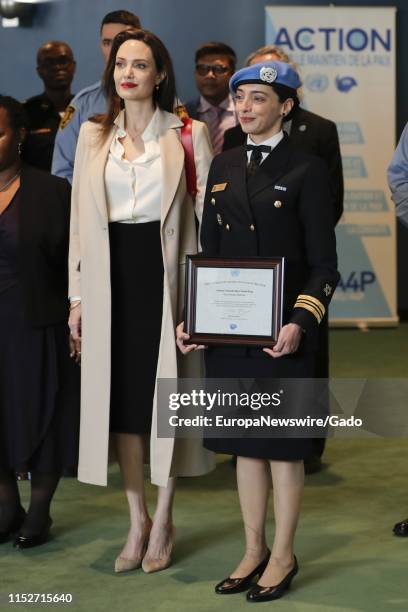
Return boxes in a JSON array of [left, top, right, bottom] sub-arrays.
[[112, 107, 184, 164]]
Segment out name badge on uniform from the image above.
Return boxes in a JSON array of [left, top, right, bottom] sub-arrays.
[[211, 182, 228, 193]]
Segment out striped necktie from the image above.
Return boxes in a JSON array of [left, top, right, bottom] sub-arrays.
[[207, 106, 224, 155]]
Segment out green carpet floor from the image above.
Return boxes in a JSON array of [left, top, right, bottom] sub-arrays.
[[1, 325, 407, 612]]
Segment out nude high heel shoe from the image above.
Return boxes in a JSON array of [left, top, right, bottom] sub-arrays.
[[114, 520, 152, 574], [141, 525, 176, 573]]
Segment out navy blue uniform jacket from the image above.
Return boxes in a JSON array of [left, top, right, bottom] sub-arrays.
[[223, 107, 344, 225], [200, 135, 340, 351]]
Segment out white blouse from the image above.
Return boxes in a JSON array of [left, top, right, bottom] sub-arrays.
[[105, 108, 166, 224]]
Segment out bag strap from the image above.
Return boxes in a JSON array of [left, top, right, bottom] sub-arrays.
[[175, 105, 198, 199]]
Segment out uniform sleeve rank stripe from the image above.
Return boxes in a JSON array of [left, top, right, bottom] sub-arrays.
[[296, 294, 326, 318], [294, 298, 324, 322], [294, 300, 323, 321], [293, 302, 322, 324]]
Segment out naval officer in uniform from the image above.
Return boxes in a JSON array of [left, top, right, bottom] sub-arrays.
[[177, 61, 339, 602]]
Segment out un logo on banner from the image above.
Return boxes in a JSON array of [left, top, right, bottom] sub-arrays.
[[304, 74, 329, 93], [336, 76, 358, 92]]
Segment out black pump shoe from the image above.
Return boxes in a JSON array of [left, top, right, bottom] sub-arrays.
[[0, 507, 26, 544], [14, 517, 52, 549], [393, 519, 408, 537], [215, 550, 271, 595], [246, 555, 298, 602]]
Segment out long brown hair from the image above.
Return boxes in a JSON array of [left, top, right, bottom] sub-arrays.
[[91, 29, 177, 136]]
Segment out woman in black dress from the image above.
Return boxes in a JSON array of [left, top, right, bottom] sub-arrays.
[[0, 96, 79, 548], [177, 62, 339, 601]]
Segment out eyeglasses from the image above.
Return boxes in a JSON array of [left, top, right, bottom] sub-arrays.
[[195, 63, 231, 76]]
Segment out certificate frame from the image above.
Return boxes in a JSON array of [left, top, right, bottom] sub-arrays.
[[184, 255, 285, 347]]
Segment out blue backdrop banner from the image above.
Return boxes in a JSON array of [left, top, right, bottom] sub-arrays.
[[265, 5, 398, 327]]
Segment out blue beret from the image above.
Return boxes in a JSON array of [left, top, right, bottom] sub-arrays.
[[229, 61, 301, 93]]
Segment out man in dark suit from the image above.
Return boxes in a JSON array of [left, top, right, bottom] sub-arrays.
[[185, 42, 239, 154], [223, 45, 344, 473]]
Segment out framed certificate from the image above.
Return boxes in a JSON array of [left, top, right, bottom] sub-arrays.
[[184, 256, 285, 346]]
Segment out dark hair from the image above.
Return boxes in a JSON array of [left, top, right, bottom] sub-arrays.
[[93, 29, 176, 135], [195, 42, 236, 70], [100, 10, 141, 33], [271, 83, 299, 121], [0, 95, 28, 132]]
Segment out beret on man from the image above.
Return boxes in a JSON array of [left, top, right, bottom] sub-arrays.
[[229, 60, 301, 93]]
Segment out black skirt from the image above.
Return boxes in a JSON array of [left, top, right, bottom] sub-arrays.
[[0, 285, 80, 473], [203, 345, 316, 461], [109, 221, 163, 434]]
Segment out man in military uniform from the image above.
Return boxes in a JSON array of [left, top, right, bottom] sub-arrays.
[[23, 41, 76, 172], [52, 10, 141, 183]]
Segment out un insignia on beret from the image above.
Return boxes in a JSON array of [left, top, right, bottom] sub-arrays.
[[260, 66, 277, 83]]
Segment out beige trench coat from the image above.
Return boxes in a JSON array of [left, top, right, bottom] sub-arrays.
[[69, 109, 214, 486]]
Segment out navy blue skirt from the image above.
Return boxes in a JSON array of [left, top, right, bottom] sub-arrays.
[[203, 345, 316, 461]]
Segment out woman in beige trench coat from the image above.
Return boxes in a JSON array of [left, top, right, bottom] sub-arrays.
[[68, 29, 213, 574]]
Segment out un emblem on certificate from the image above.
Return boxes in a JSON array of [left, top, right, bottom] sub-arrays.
[[230, 269, 240, 277], [229, 323, 238, 330], [260, 66, 277, 83]]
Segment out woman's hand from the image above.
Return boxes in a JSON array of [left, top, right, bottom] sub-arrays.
[[263, 323, 303, 358], [69, 302, 82, 364], [176, 321, 206, 354]]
